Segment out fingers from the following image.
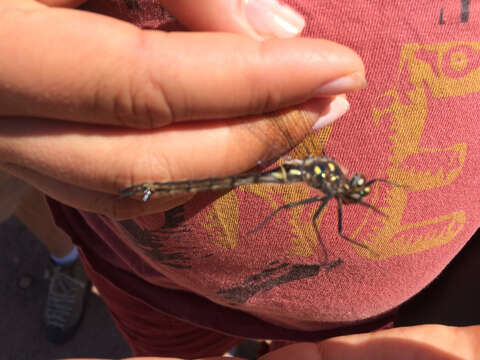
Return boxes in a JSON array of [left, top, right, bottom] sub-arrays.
[[1, 163, 195, 220], [159, 0, 305, 40], [4, 100, 325, 218], [259, 325, 480, 360], [318, 325, 479, 360], [0, 3, 364, 129], [0, 97, 335, 207], [35, 0, 87, 7], [39, 0, 305, 39]]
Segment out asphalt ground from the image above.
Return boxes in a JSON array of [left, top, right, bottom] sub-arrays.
[[1, 216, 131, 360]]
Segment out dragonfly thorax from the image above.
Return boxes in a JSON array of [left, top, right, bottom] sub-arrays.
[[302, 157, 348, 194], [301, 159, 372, 204]]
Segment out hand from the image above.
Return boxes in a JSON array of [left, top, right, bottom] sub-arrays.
[[258, 325, 480, 360], [0, 0, 365, 219], [71, 324, 478, 360]]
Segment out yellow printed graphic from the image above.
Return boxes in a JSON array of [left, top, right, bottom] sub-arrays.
[[201, 42, 477, 260], [203, 190, 239, 249], [359, 42, 477, 259]]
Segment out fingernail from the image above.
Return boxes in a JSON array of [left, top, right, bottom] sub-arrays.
[[313, 72, 367, 96], [312, 96, 350, 129], [244, 0, 305, 39]]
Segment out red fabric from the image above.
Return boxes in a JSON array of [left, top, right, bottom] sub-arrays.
[[77, 246, 242, 358], [49, 0, 480, 356]]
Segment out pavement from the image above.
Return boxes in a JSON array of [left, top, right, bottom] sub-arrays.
[[1, 216, 131, 360]]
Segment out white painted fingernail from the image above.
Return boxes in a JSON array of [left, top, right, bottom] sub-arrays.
[[244, 0, 305, 39], [313, 72, 367, 97], [313, 97, 350, 130]]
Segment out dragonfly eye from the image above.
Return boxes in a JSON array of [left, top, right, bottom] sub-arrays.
[[355, 185, 371, 199]]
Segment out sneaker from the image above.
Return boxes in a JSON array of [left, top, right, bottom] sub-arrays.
[[44, 258, 91, 344], [228, 340, 261, 360]]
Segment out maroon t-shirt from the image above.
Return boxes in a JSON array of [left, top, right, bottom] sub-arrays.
[[50, 0, 480, 342]]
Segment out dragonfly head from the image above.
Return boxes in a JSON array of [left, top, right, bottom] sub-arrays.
[[343, 173, 371, 201]]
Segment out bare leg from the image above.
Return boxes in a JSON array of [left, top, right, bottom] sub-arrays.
[[1, 172, 89, 343], [14, 186, 74, 258], [0, 172, 31, 222]]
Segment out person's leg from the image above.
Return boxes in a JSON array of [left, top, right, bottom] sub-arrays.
[[14, 187, 75, 259], [13, 185, 91, 343], [0, 171, 31, 222], [0, 172, 90, 343]]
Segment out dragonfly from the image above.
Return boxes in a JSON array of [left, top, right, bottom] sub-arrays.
[[119, 150, 401, 265], [119, 108, 403, 265]]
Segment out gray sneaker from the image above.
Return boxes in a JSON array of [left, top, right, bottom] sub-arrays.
[[44, 258, 91, 344]]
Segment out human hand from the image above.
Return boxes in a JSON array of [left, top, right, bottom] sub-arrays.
[[258, 325, 480, 360], [73, 324, 477, 360], [0, 0, 365, 219]]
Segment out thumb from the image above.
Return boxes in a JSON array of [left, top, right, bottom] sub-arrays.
[[159, 0, 305, 39]]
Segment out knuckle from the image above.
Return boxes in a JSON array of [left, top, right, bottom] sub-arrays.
[[244, 80, 280, 116], [110, 31, 175, 129], [246, 42, 283, 114]]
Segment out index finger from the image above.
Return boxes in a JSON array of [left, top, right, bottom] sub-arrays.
[[0, 2, 365, 128]]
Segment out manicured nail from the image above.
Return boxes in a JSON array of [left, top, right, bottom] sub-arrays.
[[312, 96, 350, 129], [244, 0, 305, 39], [313, 72, 367, 96]]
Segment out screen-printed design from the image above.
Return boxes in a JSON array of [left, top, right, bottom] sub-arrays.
[[365, 42, 475, 258], [201, 42, 476, 261]]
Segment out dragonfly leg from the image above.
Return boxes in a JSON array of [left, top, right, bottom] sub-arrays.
[[336, 198, 379, 257], [366, 178, 404, 188], [248, 195, 327, 235], [311, 196, 331, 264], [311, 197, 344, 270], [357, 200, 387, 217]]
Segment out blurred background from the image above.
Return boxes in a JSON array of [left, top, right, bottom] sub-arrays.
[[1, 216, 130, 360]]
